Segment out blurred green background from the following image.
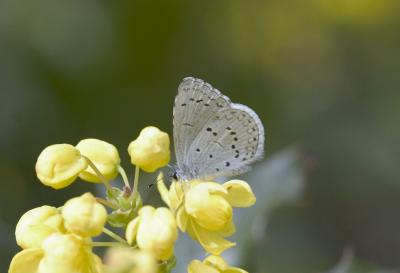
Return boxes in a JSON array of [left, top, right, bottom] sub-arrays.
[[1, 0, 400, 272]]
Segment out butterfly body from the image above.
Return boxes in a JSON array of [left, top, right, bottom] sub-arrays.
[[172, 77, 265, 181]]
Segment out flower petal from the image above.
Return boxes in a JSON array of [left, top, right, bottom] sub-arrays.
[[39, 233, 102, 273], [76, 138, 120, 183], [187, 220, 235, 255], [62, 192, 107, 237], [185, 184, 232, 231], [9, 248, 43, 273], [218, 218, 236, 237], [204, 255, 228, 271], [135, 206, 178, 260], [156, 172, 171, 208], [223, 180, 256, 207], [203, 182, 228, 197], [15, 205, 64, 249], [188, 260, 219, 273], [92, 254, 105, 273], [176, 207, 188, 232], [35, 144, 87, 189], [126, 217, 140, 245], [169, 181, 184, 210]]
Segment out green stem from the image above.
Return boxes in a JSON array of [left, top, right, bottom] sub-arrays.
[[83, 155, 112, 191], [96, 197, 118, 209], [133, 165, 140, 198], [103, 227, 128, 244], [118, 165, 131, 189], [90, 242, 122, 247]]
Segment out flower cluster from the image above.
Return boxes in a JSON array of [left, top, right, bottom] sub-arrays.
[[9, 126, 255, 273], [11, 195, 105, 273]]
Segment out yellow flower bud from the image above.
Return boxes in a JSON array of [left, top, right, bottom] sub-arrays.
[[9, 234, 103, 273], [76, 138, 121, 183], [127, 126, 170, 172], [126, 206, 178, 260], [62, 192, 107, 237], [15, 205, 64, 249], [35, 144, 88, 189], [39, 233, 103, 273], [188, 255, 248, 273], [104, 247, 157, 273]]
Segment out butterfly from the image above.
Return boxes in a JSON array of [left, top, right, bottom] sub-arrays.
[[172, 77, 265, 181]]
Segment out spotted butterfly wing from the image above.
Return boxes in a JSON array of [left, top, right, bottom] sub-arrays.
[[173, 77, 265, 180], [173, 77, 230, 175]]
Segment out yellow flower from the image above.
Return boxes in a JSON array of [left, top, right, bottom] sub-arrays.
[[127, 126, 170, 172], [157, 173, 256, 255], [39, 233, 103, 273], [9, 233, 103, 273], [35, 144, 88, 189], [188, 255, 248, 273], [104, 247, 157, 273], [62, 192, 107, 237], [15, 205, 65, 249], [125, 206, 178, 260], [76, 138, 121, 183]]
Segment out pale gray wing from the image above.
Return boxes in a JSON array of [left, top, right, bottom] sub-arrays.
[[173, 77, 231, 172], [185, 103, 265, 179]]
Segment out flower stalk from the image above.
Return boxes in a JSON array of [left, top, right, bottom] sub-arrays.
[[133, 165, 140, 199], [83, 155, 112, 191], [102, 227, 128, 245], [118, 165, 131, 190], [90, 242, 123, 247]]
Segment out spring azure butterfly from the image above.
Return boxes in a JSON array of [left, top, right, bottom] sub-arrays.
[[172, 77, 265, 181]]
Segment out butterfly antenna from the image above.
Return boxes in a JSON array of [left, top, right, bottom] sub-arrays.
[[147, 173, 166, 190]]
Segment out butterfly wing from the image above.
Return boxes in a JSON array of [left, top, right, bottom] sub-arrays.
[[185, 102, 265, 179], [173, 77, 231, 174], [173, 77, 265, 180]]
